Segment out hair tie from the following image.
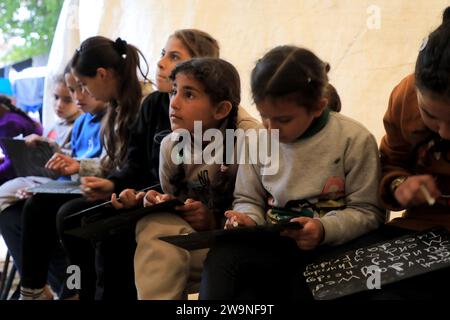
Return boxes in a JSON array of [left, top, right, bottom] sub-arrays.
[[419, 36, 429, 52], [114, 37, 128, 59]]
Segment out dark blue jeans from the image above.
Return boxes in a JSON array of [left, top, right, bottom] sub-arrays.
[[0, 201, 77, 299]]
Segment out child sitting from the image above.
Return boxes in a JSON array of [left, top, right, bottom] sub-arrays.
[[199, 46, 385, 300]]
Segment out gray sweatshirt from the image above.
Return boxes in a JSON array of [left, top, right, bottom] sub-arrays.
[[233, 112, 385, 246]]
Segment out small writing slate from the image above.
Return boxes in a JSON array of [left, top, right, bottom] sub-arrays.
[[159, 221, 303, 251], [65, 199, 184, 242], [0, 138, 58, 179], [304, 227, 450, 300]]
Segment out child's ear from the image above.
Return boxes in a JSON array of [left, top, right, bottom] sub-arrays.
[[214, 101, 233, 121], [96, 67, 108, 80]]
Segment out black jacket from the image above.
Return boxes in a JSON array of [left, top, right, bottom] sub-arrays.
[[108, 91, 171, 193]]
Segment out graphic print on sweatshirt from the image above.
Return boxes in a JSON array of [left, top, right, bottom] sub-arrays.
[[267, 176, 346, 223]]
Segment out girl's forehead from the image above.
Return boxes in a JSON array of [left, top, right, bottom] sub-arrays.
[[175, 73, 202, 87], [165, 36, 189, 53], [54, 81, 68, 90]]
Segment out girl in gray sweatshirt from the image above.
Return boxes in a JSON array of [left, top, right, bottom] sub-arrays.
[[200, 45, 385, 300]]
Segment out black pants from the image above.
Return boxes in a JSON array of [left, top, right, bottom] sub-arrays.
[[57, 197, 137, 300], [20, 193, 81, 292], [199, 225, 450, 300], [0, 201, 76, 299], [56, 197, 98, 300]]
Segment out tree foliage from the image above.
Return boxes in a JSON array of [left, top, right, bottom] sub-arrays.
[[0, 0, 64, 64]]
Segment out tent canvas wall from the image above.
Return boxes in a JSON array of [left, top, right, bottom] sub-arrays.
[[44, 0, 448, 143]]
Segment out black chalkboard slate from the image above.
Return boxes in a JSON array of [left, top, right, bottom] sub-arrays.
[[0, 138, 58, 179], [304, 228, 450, 300], [159, 221, 303, 250], [65, 199, 184, 242]]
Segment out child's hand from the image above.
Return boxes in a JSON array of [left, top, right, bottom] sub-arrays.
[[24, 134, 45, 147], [15, 187, 33, 200], [224, 211, 257, 229], [143, 190, 173, 207], [176, 199, 216, 231], [394, 175, 441, 207], [45, 153, 80, 175], [81, 177, 115, 202], [281, 217, 324, 250], [111, 188, 145, 210]]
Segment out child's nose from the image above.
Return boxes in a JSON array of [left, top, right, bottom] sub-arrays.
[[157, 56, 166, 69], [170, 93, 180, 109]]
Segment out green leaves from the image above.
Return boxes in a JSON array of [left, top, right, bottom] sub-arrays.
[[0, 0, 64, 64]]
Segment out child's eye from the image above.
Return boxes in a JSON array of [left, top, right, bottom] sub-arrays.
[[171, 89, 177, 96], [170, 53, 180, 61], [54, 94, 60, 100], [160, 50, 165, 57], [277, 118, 292, 124], [185, 91, 195, 99]]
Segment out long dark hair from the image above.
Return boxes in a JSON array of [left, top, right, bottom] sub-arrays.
[[415, 7, 450, 101], [71, 36, 149, 170], [251, 45, 329, 112], [168, 58, 241, 221], [0, 95, 39, 128]]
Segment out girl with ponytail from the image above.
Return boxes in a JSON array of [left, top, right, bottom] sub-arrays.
[[70, 36, 149, 197]]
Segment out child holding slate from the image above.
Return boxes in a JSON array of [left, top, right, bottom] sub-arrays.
[[18, 36, 149, 300], [113, 58, 259, 299], [365, 6, 450, 299], [56, 31, 224, 300], [199, 46, 385, 300], [0, 70, 82, 300], [0, 70, 82, 211], [17, 68, 108, 300]]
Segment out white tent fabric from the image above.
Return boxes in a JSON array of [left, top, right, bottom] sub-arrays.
[[44, 0, 448, 142]]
